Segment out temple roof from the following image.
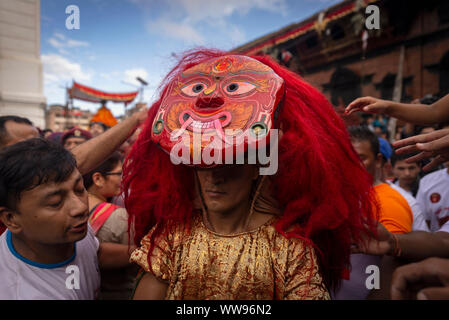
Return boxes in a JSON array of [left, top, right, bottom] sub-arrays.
[[68, 81, 138, 104]]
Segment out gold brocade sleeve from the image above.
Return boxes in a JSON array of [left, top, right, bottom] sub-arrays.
[[283, 238, 330, 300], [130, 225, 173, 282]]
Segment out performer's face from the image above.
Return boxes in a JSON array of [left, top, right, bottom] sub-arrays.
[[196, 165, 259, 215]]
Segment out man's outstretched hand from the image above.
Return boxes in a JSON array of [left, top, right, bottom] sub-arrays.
[[393, 128, 449, 171], [352, 222, 393, 256], [345, 96, 391, 116], [132, 105, 148, 127]]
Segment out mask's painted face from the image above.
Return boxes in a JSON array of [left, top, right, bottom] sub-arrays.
[[151, 55, 284, 166]]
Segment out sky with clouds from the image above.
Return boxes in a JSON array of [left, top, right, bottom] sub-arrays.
[[41, 0, 340, 116]]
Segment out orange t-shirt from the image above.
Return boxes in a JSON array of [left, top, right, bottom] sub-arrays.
[[373, 183, 413, 234]]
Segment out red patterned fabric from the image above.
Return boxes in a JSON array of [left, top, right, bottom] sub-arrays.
[[88, 202, 121, 235]]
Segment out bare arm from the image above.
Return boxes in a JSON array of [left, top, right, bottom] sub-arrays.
[[97, 242, 137, 269], [394, 231, 449, 261], [354, 223, 449, 261], [72, 109, 147, 175], [346, 94, 449, 125], [429, 94, 449, 123], [133, 272, 168, 300]]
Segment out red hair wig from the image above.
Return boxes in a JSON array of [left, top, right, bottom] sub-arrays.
[[122, 49, 376, 291]]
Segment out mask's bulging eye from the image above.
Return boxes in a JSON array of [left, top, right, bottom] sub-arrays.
[[224, 81, 257, 95], [227, 83, 238, 92], [193, 84, 204, 93], [181, 82, 208, 96]]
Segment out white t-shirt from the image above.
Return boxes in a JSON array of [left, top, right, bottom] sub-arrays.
[[416, 168, 449, 232], [438, 220, 449, 233], [388, 182, 429, 232], [333, 254, 382, 300], [0, 225, 100, 300], [393, 180, 413, 197]]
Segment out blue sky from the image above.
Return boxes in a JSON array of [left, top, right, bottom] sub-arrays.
[[41, 0, 340, 116]]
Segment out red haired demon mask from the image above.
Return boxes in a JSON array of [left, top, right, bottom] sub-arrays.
[[151, 55, 284, 167]]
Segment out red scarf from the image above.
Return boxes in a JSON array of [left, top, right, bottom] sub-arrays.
[[89, 202, 120, 235]]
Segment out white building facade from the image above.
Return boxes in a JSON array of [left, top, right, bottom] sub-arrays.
[[0, 0, 46, 128]]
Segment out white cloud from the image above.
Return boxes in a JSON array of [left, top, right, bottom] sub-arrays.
[[65, 39, 90, 48], [99, 71, 121, 80], [229, 25, 246, 44], [48, 38, 64, 49], [146, 18, 205, 45], [175, 0, 287, 21], [123, 68, 149, 87], [48, 33, 89, 55], [58, 48, 70, 56], [130, 0, 286, 20], [132, 0, 285, 46], [54, 33, 65, 40], [42, 54, 92, 84]]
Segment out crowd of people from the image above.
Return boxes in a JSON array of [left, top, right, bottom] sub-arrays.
[[0, 49, 449, 300], [0, 109, 145, 299]]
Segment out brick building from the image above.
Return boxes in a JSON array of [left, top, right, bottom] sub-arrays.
[[234, 0, 449, 112], [45, 104, 93, 132]]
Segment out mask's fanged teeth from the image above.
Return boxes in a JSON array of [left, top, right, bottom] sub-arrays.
[[189, 120, 215, 130]]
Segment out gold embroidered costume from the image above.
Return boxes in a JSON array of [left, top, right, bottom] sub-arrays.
[[130, 213, 329, 300]]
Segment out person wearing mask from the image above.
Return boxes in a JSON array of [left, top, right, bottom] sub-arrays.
[[126, 51, 376, 299]]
